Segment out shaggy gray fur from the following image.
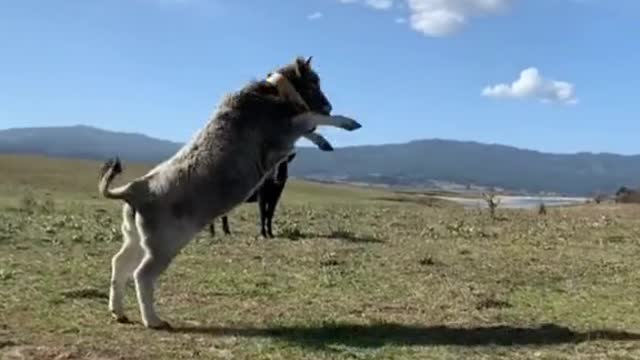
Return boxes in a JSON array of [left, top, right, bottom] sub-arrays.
[[97, 57, 361, 329]]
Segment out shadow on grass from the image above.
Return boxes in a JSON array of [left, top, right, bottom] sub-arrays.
[[493, 215, 510, 222], [279, 229, 384, 244], [170, 322, 640, 349], [326, 230, 384, 244], [61, 287, 108, 300]]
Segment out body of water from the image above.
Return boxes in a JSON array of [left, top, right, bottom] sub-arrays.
[[434, 195, 590, 209]]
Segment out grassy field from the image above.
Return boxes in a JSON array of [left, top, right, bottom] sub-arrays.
[[3, 154, 640, 359]]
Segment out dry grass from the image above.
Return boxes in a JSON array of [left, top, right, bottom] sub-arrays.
[[2, 154, 640, 359]]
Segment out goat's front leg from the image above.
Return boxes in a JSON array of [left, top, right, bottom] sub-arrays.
[[303, 132, 334, 151], [258, 197, 268, 238], [221, 216, 231, 235], [295, 113, 361, 132]]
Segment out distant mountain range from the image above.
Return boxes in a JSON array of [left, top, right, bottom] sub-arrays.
[[1, 125, 639, 196]]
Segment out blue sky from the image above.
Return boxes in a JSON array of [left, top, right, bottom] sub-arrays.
[[1, 0, 638, 154]]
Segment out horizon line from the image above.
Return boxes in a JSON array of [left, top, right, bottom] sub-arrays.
[[1, 123, 639, 158]]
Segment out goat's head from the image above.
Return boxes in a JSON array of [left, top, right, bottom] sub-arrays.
[[256, 57, 360, 173], [269, 56, 332, 115]]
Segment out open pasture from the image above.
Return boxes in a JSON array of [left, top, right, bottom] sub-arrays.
[[2, 154, 640, 359]]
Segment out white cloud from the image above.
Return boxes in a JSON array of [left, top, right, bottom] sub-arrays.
[[338, 0, 394, 10], [366, 0, 394, 9], [482, 67, 578, 105], [407, 0, 511, 37], [307, 11, 324, 20], [337, 0, 512, 36]]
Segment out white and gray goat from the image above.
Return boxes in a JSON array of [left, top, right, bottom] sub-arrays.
[[97, 56, 361, 329]]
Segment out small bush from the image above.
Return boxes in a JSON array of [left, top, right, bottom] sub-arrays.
[[19, 192, 38, 214], [538, 202, 547, 215], [41, 197, 55, 213]]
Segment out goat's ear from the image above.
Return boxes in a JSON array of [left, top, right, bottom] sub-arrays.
[[294, 56, 309, 77], [287, 153, 297, 162], [305, 56, 313, 67]]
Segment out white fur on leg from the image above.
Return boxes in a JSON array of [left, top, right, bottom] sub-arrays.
[[294, 113, 361, 132], [109, 205, 144, 322], [132, 219, 197, 329], [133, 252, 173, 329]]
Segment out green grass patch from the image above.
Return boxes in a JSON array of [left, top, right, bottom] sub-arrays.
[[2, 154, 640, 359]]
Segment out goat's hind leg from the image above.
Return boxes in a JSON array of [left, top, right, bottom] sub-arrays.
[[266, 197, 280, 238], [109, 204, 144, 323], [133, 219, 192, 329], [266, 206, 275, 238], [133, 250, 174, 329]]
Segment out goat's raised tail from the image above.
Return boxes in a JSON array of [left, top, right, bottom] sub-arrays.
[[99, 157, 131, 201]]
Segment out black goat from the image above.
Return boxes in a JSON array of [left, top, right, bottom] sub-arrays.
[[209, 153, 296, 238]]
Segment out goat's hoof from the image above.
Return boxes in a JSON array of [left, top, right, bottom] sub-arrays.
[[345, 121, 362, 131], [111, 313, 132, 324], [146, 320, 173, 331], [319, 142, 334, 151], [335, 116, 362, 131], [314, 137, 334, 151]]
